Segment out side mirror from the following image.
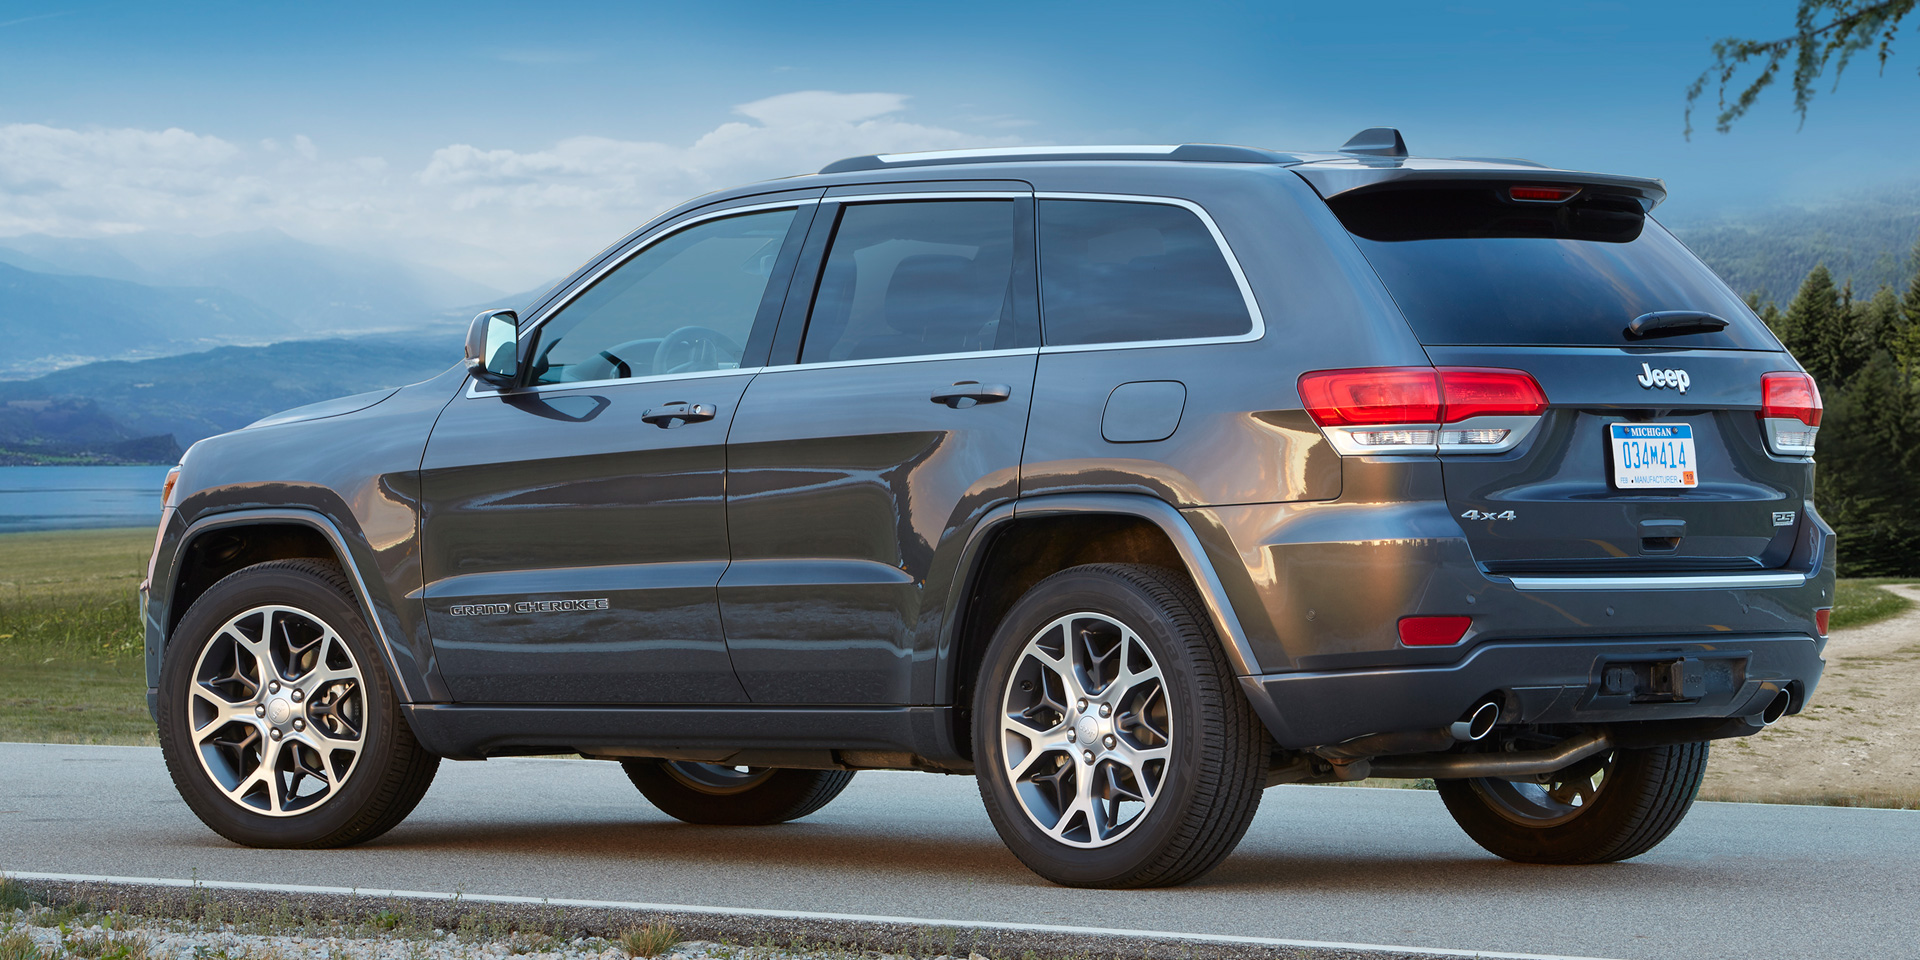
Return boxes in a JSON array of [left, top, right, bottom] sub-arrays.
[[464, 310, 519, 386]]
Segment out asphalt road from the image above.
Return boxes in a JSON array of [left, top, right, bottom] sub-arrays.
[[3, 742, 1915, 960]]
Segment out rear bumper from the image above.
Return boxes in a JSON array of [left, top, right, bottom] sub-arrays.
[[1243, 633, 1824, 749]]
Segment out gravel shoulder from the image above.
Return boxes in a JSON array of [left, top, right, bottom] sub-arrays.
[[1698, 583, 1920, 809]]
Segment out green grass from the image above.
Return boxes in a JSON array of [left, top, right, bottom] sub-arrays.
[[0, 528, 156, 745], [1830, 577, 1916, 631]]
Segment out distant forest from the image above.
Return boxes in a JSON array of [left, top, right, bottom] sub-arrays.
[[1673, 182, 1920, 308]]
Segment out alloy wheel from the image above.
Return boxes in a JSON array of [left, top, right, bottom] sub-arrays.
[[188, 604, 367, 816], [1471, 750, 1616, 827], [998, 611, 1172, 848], [662, 762, 777, 796]]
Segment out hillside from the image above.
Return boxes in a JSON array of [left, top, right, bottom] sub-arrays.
[[0, 334, 460, 459], [0, 229, 501, 332], [0, 262, 295, 377], [1669, 183, 1920, 307]]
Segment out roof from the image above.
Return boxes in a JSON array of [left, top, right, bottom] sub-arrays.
[[814, 127, 1666, 210]]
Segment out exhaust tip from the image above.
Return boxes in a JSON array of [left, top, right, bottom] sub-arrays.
[[1761, 689, 1793, 726], [1449, 701, 1501, 741]]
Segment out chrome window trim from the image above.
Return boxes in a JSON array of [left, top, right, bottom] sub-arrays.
[[1031, 191, 1266, 353], [1506, 571, 1808, 592], [818, 190, 1031, 201], [465, 364, 765, 399], [755, 347, 1038, 377]]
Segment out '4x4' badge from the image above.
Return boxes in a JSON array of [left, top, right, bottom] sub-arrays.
[[1461, 509, 1517, 521]]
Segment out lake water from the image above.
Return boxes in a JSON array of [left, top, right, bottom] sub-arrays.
[[0, 465, 172, 533]]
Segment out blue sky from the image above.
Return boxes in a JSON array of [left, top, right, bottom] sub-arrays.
[[1, 1, 1914, 289]]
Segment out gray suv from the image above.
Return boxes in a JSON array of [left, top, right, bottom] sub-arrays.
[[143, 128, 1831, 888]]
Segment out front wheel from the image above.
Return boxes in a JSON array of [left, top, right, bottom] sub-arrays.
[[621, 760, 855, 825], [156, 559, 439, 848], [1437, 741, 1708, 864], [973, 563, 1268, 888]]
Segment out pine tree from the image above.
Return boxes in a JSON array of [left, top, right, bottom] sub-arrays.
[[1817, 353, 1920, 576], [1899, 238, 1920, 380], [1861, 285, 1901, 358], [1782, 264, 1844, 387]]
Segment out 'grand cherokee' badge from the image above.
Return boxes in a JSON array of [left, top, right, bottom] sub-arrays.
[[449, 598, 610, 616]]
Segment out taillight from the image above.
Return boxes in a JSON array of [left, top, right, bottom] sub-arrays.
[[1297, 366, 1441, 426], [1299, 366, 1547, 454], [1398, 615, 1472, 646], [1760, 371, 1822, 455], [1814, 608, 1831, 637], [1437, 368, 1549, 420]]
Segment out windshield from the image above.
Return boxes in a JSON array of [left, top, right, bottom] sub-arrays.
[[1326, 184, 1780, 350]]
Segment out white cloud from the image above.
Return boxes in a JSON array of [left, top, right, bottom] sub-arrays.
[[0, 92, 1016, 290]]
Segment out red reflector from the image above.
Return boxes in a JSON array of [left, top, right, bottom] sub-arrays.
[[1298, 366, 1441, 426], [1510, 184, 1582, 202], [1398, 615, 1473, 646], [1815, 608, 1831, 637], [1437, 368, 1548, 421], [1762, 372, 1823, 426]]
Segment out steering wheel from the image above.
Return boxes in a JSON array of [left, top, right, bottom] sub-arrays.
[[654, 326, 743, 375]]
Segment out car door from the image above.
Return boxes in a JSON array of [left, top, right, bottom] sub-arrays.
[[721, 185, 1039, 704], [419, 197, 817, 703]]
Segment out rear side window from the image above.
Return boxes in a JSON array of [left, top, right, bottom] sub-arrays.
[[1038, 199, 1252, 346], [1327, 185, 1778, 349], [801, 200, 1034, 364]]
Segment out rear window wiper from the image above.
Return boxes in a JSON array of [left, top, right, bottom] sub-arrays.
[[1626, 311, 1729, 340]]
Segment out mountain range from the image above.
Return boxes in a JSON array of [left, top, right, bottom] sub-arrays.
[[1665, 182, 1920, 307], [0, 229, 530, 378], [0, 334, 460, 464]]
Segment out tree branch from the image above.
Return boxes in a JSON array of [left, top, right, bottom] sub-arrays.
[[1685, 0, 1915, 138]]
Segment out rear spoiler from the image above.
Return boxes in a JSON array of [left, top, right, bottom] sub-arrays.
[[1292, 160, 1667, 211]]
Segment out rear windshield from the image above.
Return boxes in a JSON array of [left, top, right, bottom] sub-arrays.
[[1326, 185, 1779, 349]]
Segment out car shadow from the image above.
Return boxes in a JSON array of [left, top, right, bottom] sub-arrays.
[[341, 813, 1729, 898]]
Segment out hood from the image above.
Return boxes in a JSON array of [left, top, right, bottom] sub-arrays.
[[246, 387, 401, 430]]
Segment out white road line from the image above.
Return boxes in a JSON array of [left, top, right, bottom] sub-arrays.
[[3, 870, 1625, 960]]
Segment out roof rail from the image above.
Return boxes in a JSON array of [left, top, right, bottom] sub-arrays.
[[1339, 127, 1408, 158], [818, 142, 1297, 174]]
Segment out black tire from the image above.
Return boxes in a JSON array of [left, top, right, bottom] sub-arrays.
[[972, 563, 1268, 888], [622, 760, 855, 825], [157, 559, 439, 848], [1438, 741, 1708, 864]]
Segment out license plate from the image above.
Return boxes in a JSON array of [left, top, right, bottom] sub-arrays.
[[1609, 423, 1697, 489]]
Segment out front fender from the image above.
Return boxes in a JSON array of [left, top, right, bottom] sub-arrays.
[[145, 507, 440, 713]]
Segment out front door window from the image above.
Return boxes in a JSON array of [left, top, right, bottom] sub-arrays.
[[530, 208, 797, 384]]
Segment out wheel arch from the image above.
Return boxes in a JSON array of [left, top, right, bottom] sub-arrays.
[[937, 493, 1263, 761], [160, 509, 430, 706]]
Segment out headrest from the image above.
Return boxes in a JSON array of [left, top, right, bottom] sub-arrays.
[[884, 254, 1001, 337]]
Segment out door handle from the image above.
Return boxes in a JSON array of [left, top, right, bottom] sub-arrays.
[[640, 402, 717, 428], [930, 381, 1012, 408]]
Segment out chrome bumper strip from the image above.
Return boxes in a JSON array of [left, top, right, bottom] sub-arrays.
[[1507, 571, 1809, 592]]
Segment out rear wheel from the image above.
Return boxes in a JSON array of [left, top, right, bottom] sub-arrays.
[[973, 563, 1267, 888], [621, 760, 855, 825], [1437, 740, 1708, 864]]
